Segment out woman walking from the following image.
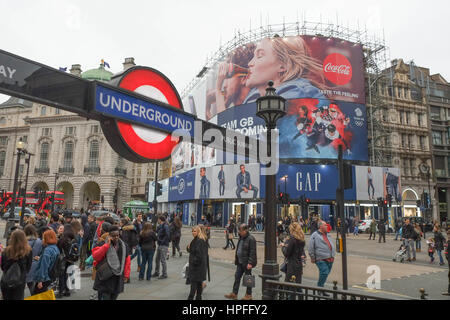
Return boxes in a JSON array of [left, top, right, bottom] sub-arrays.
[[24, 224, 43, 295], [170, 217, 182, 257], [56, 224, 76, 298], [186, 226, 208, 300], [33, 229, 60, 294], [138, 222, 157, 281], [281, 222, 306, 284], [223, 220, 236, 250], [434, 225, 447, 266], [414, 223, 423, 252], [0, 229, 33, 300]]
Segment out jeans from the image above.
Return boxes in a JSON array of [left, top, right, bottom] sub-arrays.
[[188, 281, 203, 300], [236, 185, 258, 198], [353, 227, 359, 235], [98, 291, 119, 300], [130, 245, 142, 267], [436, 250, 444, 264], [139, 249, 155, 280], [368, 179, 375, 198], [154, 245, 169, 276], [224, 234, 235, 249], [256, 223, 262, 231], [405, 239, 416, 259], [316, 261, 333, 287], [232, 264, 252, 296], [172, 237, 181, 256], [219, 182, 225, 196], [415, 239, 421, 250], [58, 262, 71, 294], [79, 242, 89, 269], [395, 230, 401, 240]]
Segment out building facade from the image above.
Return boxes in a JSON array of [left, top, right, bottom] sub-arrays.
[[0, 58, 171, 212]]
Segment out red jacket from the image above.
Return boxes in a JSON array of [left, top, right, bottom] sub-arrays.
[[92, 241, 131, 280]]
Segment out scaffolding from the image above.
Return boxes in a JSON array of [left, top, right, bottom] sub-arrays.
[[181, 20, 391, 166]]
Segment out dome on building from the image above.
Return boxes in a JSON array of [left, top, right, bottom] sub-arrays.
[[81, 64, 113, 81]]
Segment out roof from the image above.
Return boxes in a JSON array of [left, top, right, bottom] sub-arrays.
[[81, 64, 114, 81], [0, 97, 33, 108], [124, 200, 149, 207]]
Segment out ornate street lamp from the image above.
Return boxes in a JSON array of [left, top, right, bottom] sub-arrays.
[[7, 138, 26, 231], [256, 81, 286, 300]]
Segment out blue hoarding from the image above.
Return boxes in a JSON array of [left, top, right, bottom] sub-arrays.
[[260, 164, 356, 200], [169, 169, 196, 202]]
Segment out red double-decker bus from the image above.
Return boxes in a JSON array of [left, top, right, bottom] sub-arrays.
[[0, 191, 65, 216]]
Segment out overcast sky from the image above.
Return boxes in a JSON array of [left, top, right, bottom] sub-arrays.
[[1, 0, 449, 103]]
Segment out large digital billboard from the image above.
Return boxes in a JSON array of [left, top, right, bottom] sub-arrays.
[[181, 35, 367, 163], [355, 166, 402, 202]]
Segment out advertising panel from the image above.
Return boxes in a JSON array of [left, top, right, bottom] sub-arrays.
[[355, 166, 402, 202], [383, 167, 402, 202], [171, 141, 216, 175], [195, 163, 260, 200], [147, 179, 169, 203], [260, 164, 356, 200], [168, 169, 196, 202]]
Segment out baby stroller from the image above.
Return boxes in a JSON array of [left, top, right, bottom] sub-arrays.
[[393, 244, 407, 262]]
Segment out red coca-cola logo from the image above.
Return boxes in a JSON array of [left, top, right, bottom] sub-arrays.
[[323, 53, 352, 85]]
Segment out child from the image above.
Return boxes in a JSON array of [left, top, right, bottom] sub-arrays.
[[427, 238, 435, 263], [353, 225, 359, 236]]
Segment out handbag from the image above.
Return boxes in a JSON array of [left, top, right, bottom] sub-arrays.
[[242, 274, 255, 288], [228, 233, 233, 240], [25, 289, 56, 300], [280, 261, 287, 273], [96, 258, 114, 281]]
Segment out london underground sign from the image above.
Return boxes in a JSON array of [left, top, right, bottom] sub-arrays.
[[0, 49, 258, 163]]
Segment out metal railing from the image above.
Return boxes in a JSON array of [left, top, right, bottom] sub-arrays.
[[84, 166, 100, 175], [114, 168, 127, 176], [266, 280, 420, 300], [58, 167, 74, 174], [34, 167, 49, 174]]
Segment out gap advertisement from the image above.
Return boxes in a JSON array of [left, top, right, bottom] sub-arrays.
[[169, 169, 196, 202], [195, 163, 260, 200], [355, 166, 402, 202], [260, 164, 356, 200]]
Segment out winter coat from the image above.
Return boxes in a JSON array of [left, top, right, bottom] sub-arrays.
[[234, 232, 257, 267], [307, 231, 336, 262], [282, 237, 305, 283], [434, 231, 446, 251], [26, 237, 43, 283], [1, 251, 33, 287], [377, 221, 386, 234], [370, 221, 377, 233], [139, 231, 157, 252], [92, 239, 131, 295], [156, 222, 171, 247], [187, 237, 208, 282], [121, 223, 139, 249], [169, 222, 181, 241], [402, 224, 415, 240], [33, 244, 60, 283]]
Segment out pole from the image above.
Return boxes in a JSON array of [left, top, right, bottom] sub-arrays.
[[19, 153, 31, 227], [427, 172, 432, 222], [51, 173, 58, 214], [5, 148, 22, 238], [153, 161, 159, 218], [260, 125, 280, 300], [337, 145, 348, 290]]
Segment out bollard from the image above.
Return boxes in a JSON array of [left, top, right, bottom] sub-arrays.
[[333, 281, 338, 300], [419, 288, 428, 300]]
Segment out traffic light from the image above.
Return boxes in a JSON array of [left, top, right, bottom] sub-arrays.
[[424, 192, 430, 209], [145, 182, 149, 201], [156, 182, 163, 197], [306, 198, 310, 204], [278, 192, 284, 202]]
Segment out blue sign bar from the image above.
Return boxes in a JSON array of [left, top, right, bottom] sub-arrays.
[[94, 84, 195, 136]]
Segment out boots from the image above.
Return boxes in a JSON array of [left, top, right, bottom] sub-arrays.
[[242, 294, 253, 300], [224, 293, 237, 300]]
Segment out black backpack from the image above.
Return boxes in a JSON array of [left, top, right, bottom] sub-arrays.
[[49, 253, 65, 281], [66, 239, 80, 262], [1, 261, 23, 288]]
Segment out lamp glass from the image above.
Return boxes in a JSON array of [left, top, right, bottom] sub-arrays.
[[16, 139, 25, 150]]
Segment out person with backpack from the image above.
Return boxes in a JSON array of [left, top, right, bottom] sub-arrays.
[[56, 224, 79, 298], [24, 225, 43, 295], [120, 218, 138, 278], [170, 217, 182, 257], [0, 229, 33, 300], [138, 222, 157, 281], [33, 229, 60, 295], [152, 216, 170, 279], [130, 213, 144, 272], [79, 214, 91, 271]]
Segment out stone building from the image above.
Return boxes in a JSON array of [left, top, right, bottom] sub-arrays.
[[0, 58, 171, 211]]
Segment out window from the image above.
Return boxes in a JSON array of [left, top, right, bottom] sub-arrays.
[[405, 112, 410, 125], [0, 151, 5, 176], [0, 117, 5, 125], [432, 131, 443, 145], [399, 111, 404, 124], [419, 136, 426, 150], [63, 141, 74, 168], [0, 136, 7, 146], [408, 134, 413, 148], [417, 113, 422, 126], [409, 159, 416, 176], [430, 106, 441, 120], [88, 140, 99, 167], [41, 106, 46, 116], [137, 178, 141, 183], [55, 108, 61, 115], [42, 128, 52, 137], [91, 125, 99, 134], [22, 136, 27, 143], [65, 126, 76, 135], [401, 134, 407, 147], [137, 169, 141, 176], [39, 142, 49, 168], [117, 156, 125, 169]]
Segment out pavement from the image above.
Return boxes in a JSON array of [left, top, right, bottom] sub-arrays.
[[1, 220, 449, 300]]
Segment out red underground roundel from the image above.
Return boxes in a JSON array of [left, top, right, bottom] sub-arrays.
[[105, 67, 183, 162], [323, 53, 353, 86]]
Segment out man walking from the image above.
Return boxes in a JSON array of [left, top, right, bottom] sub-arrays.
[[153, 216, 171, 279], [308, 220, 336, 296], [225, 224, 257, 300], [130, 213, 144, 272], [402, 219, 416, 262], [378, 219, 386, 243], [394, 218, 402, 241]]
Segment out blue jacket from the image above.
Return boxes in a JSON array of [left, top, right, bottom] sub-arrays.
[[26, 238, 43, 283], [243, 78, 326, 104], [33, 244, 60, 283], [156, 223, 171, 247], [236, 171, 252, 189], [199, 176, 210, 199], [218, 170, 225, 183]]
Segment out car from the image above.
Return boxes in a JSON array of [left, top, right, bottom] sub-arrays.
[[358, 219, 392, 233], [92, 210, 111, 218], [62, 210, 81, 219], [2, 207, 36, 221]]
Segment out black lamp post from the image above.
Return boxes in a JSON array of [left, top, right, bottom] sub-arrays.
[[7, 138, 26, 231], [51, 172, 59, 214], [256, 81, 286, 300], [19, 152, 33, 227]]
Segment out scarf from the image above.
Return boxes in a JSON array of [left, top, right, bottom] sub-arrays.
[[106, 239, 126, 276]]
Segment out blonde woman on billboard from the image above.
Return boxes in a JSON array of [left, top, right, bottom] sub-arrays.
[[243, 36, 327, 104]]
